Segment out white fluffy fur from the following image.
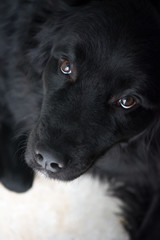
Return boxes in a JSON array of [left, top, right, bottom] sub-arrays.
[[0, 174, 129, 240]]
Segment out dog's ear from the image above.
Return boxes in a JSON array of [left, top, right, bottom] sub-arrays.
[[0, 123, 34, 193]]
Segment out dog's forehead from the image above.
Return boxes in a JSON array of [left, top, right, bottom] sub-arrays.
[[53, 20, 134, 65], [50, 0, 160, 104], [53, 23, 141, 80], [52, 26, 145, 92], [53, 1, 150, 63]]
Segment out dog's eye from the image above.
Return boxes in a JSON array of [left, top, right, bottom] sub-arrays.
[[118, 96, 136, 109], [60, 59, 72, 75]]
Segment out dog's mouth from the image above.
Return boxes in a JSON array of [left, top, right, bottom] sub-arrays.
[[31, 162, 94, 181]]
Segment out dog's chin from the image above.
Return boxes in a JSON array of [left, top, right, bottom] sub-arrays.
[[31, 165, 91, 181], [36, 168, 85, 181]]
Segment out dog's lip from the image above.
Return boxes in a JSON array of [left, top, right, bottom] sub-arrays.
[[34, 164, 88, 180], [27, 155, 96, 181]]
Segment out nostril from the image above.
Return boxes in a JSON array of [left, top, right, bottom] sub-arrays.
[[35, 153, 43, 162], [50, 162, 63, 170], [50, 162, 59, 169], [46, 161, 63, 173]]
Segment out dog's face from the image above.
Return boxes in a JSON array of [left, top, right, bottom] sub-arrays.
[[25, 0, 160, 180]]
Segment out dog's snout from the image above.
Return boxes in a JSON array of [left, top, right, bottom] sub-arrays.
[[35, 146, 65, 173]]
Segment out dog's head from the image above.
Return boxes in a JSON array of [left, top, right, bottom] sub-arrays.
[[25, 0, 160, 180]]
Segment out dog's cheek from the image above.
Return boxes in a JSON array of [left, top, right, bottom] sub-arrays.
[[118, 108, 155, 138]]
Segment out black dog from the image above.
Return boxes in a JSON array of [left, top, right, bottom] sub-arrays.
[[0, 0, 160, 239]]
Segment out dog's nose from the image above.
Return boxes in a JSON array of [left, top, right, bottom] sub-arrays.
[[34, 146, 65, 173]]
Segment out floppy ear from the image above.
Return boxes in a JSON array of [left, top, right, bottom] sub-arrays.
[[0, 123, 34, 193]]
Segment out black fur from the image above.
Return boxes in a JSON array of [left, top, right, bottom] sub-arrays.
[[0, 0, 160, 239]]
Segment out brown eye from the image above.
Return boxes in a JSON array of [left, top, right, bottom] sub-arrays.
[[118, 96, 136, 109], [60, 59, 72, 75]]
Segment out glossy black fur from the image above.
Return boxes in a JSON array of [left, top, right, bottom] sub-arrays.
[[0, 0, 160, 239]]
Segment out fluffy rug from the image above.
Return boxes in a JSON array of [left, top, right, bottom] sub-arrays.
[[0, 174, 128, 240]]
